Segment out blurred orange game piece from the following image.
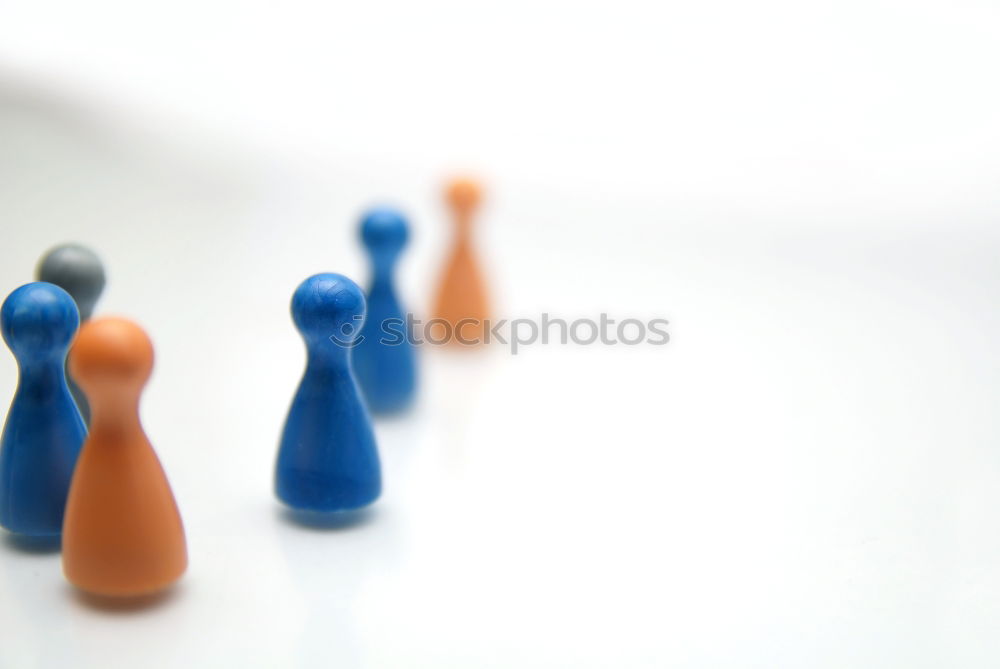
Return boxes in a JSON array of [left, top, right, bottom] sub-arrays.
[[431, 178, 491, 346], [62, 317, 187, 597]]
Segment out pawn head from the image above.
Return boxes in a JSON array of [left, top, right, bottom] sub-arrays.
[[1, 282, 80, 364], [36, 243, 106, 321], [360, 207, 410, 259], [445, 178, 482, 217], [291, 273, 367, 349], [68, 317, 154, 400]]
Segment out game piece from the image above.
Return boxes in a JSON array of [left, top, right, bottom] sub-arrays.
[[62, 317, 187, 597], [276, 273, 381, 512], [0, 283, 86, 537], [352, 207, 417, 413], [36, 244, 105, 321], [36, 243, 106, 424], [431, 177, 490, 346]]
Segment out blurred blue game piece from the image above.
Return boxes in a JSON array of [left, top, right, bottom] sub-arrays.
[[275, 273, 381, 512], [352, 207, 417, 414], [0, 282, 86, 536], [36, 243, 106, 425]]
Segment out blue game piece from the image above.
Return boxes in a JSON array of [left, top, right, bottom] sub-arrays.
[[275, 273, 381, 512], [0, 282, 86, 536], [352, 207, 417, 414]]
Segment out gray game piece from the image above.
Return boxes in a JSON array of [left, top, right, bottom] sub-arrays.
[[36, 244, 106, 321], [36, 244, 106, 424]]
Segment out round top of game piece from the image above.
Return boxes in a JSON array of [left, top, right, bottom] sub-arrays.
[[360, 207, 409, 255], [36, 243, 106, 320], [291, 273, 367, 349], [69, 317, 154, 393], [1, 282, 80, 363], [445, 178, 482, 215]]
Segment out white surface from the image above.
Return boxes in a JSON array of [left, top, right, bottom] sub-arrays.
[[0, 2, 999, 666]]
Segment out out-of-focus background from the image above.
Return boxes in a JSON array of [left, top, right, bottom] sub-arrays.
[[1, 1, 999, 667]]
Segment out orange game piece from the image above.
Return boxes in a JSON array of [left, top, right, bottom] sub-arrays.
[[62, 317, 187, 597], [431, 178, 491, 346]]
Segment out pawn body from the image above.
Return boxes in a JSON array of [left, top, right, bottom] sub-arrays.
[[0, 283, 86, 536], [36, 243, 106, 424], [276, 273, 381, 511], [353, 208, 417, 413], [62, 317, 186, 597], [432, 178, 490, 346]]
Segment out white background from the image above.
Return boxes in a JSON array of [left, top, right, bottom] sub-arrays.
[[0, 0, 999, 666]]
